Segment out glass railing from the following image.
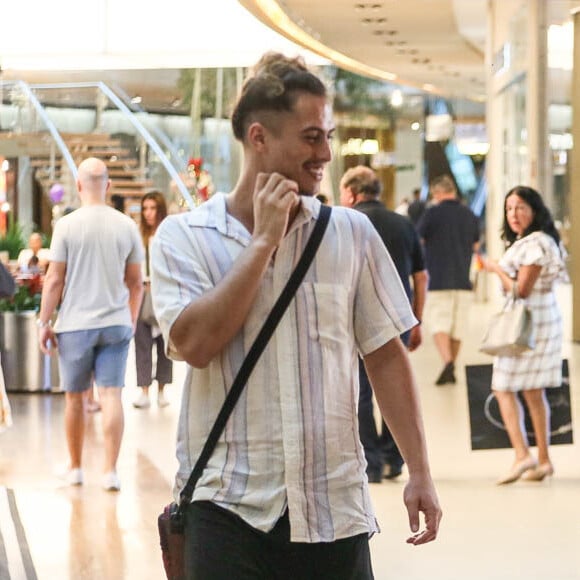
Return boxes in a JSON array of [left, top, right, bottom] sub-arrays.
[[0, 80, 79, 208], [25, 81, 194, 211], [108, 82, 189, 174]]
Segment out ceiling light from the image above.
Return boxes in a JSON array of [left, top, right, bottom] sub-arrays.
[[411, 122, 421, 131], [340, 138, 379, 156], [354, 1, 383, 8], [548, 22, 573, 70], [390, 89, 403, 108]]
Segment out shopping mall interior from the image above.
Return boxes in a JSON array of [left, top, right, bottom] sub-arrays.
[[1, 1, 580, 578]]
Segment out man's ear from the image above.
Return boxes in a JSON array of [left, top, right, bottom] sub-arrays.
[[348, 187, 358, 207], [247, 122, 267, 151]]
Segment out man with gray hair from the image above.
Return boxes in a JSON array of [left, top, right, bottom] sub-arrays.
[[38, 157, 144, 491], [340, 165, 428, 482]]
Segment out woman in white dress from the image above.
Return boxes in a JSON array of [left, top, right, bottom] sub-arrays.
[[483, 186, 568, 484]]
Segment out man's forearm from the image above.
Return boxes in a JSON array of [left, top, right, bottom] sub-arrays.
[[38, 276, 64, 323], [128, 284, 144, 327], [411, 270, 428, 321], [364, 339, 432, 475], [170, 237, 276, 368]]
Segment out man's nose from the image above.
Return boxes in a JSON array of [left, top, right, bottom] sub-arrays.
[[317, 138, 332, 162]]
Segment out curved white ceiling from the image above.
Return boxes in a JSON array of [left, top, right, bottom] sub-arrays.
[[0, 0, 326, 70], [240, 0, 487, 100]]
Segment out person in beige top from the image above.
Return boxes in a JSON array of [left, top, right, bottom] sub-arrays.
[[18, 232, 51, 273]]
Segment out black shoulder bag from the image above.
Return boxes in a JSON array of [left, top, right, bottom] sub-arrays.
[[158, 205, 331, 580]]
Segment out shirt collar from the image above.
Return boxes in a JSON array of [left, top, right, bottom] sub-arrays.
[[287, 195, 318, 235], [182, 192, 321, 243]]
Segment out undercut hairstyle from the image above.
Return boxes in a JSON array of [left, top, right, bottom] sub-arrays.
[[502, 185, 561, 248], [231, 52, 327, 142], [340, 165, 381, 197]]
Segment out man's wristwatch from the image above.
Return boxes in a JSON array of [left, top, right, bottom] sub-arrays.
[[36, 319, 51, 329]]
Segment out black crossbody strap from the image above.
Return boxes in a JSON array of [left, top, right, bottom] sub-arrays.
[[178, 204, 332, 507]]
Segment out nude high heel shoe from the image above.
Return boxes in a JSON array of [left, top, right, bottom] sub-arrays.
[[522, 462, 554, 482], [496, 456, 537, 485]]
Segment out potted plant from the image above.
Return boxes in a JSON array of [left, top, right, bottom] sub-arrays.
[[0, 217, 25, 261], [0, 277, 42, 313], [0, 275, 57, 392]]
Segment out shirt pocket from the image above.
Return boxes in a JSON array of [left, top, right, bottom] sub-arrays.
[[304, 282, 349, 345]]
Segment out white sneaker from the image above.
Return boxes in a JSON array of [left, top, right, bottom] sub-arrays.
[[58, 466, 83, 486], [102, 471, 121, 492], [133, 392, 151, 408], [157, 392, 169, 408]]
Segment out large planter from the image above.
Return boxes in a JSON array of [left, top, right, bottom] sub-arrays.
[[0, 311, 60, 392]]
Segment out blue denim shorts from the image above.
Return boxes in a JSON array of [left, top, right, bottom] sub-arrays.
[[56, 326, 133, 392]]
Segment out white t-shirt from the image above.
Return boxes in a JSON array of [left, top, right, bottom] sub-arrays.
[[50, 205, 144, 332], [17, 248, 51, 269]]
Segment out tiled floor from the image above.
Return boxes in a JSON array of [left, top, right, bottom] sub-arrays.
[[1, 283, 579, 579]]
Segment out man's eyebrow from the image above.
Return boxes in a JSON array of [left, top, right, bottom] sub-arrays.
[[301, 126, 336, 134]]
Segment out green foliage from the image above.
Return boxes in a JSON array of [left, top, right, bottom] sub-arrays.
[[177, 68, 240, 118], [176, 65, 396, 122], [328, 66, 395, 119], [0, 285, 41, 312], [0, 216, 25, 260]]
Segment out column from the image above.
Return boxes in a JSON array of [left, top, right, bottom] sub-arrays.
[[570, 8, 580, 341], [527, 0, 551, 202]]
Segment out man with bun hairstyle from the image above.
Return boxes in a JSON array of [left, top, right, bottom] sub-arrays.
[[151, 53, 441, 578]]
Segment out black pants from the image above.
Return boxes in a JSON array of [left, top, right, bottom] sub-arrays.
[[358, 331, 409, 475], [184, 501, 374, 580], [134, 319, 173, 387]]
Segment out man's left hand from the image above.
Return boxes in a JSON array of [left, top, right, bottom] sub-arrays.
[[407, 326, 422, 352], [38, 326, 58, 355], [403, 473, 442, 545]]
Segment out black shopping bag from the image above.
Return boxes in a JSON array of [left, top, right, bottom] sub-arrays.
[[465, 360, 573, 450]]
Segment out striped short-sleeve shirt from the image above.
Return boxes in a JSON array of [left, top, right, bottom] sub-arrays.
[[151, 193, 416, 542]]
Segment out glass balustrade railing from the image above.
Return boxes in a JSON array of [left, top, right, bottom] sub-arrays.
[[0, 80, 195, 221], [108, 82, 189, 173], [0, 80, 79, 209], [29, 81, 195, 213]]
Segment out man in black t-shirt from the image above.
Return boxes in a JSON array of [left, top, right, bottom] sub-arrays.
[[341, 166, 428, 482], [407, 188, 427, 226], [417, 175, 480, 385]]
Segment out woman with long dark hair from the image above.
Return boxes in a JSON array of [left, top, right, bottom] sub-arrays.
[[483, 185, 568, 484], [133, 191, 173, 409]]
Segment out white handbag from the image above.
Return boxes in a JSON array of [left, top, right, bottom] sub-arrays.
[[479, 285, 535, 357]]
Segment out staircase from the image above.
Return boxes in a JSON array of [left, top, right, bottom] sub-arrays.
[[31, 132, 154, 218]]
